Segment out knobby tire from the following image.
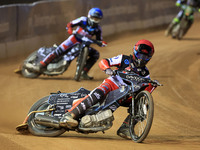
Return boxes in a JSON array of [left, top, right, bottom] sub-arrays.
[[74, 47, 89, 81], [27, 96, 66, 137], [129, 90, 154, 143]]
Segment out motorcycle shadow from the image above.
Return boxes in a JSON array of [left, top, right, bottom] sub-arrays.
[[145, 135, 200, 144], [38, 76, 106, 82], [59, 133, 128, 141], [181, 37, 200, 41]]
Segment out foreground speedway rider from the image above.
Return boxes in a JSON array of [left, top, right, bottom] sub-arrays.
[[165, 0, 200, 36], [25, 8, 106, 80], [59, 39, 155, 139]]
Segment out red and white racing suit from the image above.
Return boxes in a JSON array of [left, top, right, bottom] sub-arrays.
[[68, 54, 153, 118], [40, 16, 103, 72]]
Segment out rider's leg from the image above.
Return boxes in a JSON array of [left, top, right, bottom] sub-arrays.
[[81, 48, 100, 80], [117, 114, 131, 140], [184, 15, 194, 34], [25, 35, 78, 72], [60, 79, 119, 128], [60, 88, 105, 128]]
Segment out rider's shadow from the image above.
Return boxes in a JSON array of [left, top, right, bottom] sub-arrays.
[[38, 77, 73, 80]]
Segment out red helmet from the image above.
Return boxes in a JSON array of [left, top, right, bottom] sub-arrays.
[[133, 39, 154, 67]]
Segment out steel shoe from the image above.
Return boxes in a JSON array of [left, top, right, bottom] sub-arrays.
[[117, 123, 131, 140]]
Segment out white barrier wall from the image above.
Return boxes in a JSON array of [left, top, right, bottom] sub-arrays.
[[0, 0, 178, 59]]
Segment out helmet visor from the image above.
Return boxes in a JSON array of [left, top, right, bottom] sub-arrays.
[[90, 16, 101, 23], [135, 52, 150, 61], [135, 44, 152, 61]]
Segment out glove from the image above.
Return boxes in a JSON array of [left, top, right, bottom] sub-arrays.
[[105, 68, 114, 76], [96, 41, 107, 47], [101, 41, 107, 47], [152, 80, 162, 86], [152, 80, 159, 84]]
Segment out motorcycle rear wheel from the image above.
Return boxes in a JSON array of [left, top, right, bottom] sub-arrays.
[[129, 90, 154, 143], [27, 96, 66, 136], [74, 47, 89, 81], [22, 51, 41, 78]]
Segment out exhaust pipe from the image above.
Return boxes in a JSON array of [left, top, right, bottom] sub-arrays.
[[34, 115, 61, 129]]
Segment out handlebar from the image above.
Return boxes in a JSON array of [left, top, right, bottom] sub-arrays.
[[113, 70, 163, 87], [66, 27, 107, 47], [148, 80, 163, 86]]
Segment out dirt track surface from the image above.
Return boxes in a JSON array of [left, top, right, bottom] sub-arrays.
[[1, 20, 200, 150]]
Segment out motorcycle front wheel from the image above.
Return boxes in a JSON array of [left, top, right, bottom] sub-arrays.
[[129, 90, 154, 143], [74, 47, 89, 81], [27, 96, 66, 137]]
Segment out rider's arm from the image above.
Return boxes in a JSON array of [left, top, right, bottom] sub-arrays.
[[98, 54, 123, 71], [95, 26, 107, 47], [95, 26, 103, 41], [99, 59, 110, 71], [143, 67, 151, 79], [66, 22, 73, 35], [66, 16, 86, 35], [176, 0, 186, 7]]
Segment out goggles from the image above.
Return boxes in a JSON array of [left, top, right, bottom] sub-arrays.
[[135, 51, 151, 61], [89, 16, 101, 23], [135, 44, 152, 61]]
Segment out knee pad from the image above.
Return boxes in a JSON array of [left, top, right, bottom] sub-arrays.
[[90, 88, 105, 104]]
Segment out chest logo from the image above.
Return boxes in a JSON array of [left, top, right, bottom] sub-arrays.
[[124, 59, 129, 65]]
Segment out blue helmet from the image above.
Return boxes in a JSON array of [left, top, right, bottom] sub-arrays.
[[88, 8, 103, 26]]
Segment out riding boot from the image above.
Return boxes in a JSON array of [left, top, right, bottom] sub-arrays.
[[117, 115, 131, 140], [59, 89, 105, 128], [80, 70, 93, 80]]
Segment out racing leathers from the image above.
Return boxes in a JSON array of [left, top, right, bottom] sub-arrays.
[[26, 16, 105, 79], [173, 0, 200, 23], [166, 0, 200, 36], [60, 54, 153, 139]]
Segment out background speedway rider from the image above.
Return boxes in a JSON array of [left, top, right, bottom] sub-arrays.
[[59, 39, 156, 140], [25, 8, 107, 80], [165, 0, 200, 36]]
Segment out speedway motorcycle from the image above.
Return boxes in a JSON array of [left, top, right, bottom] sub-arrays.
[[165, 5, 195, 40], [15, 33, 104, 81], [16, 71, 162, 143]]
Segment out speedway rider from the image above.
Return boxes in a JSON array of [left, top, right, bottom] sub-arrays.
[[25, 8, 106, 80], [165, 0, 200, 36], [59, 39, 155, 140]]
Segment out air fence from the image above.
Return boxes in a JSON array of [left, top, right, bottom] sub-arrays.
[[0, 0, 178, 59]]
